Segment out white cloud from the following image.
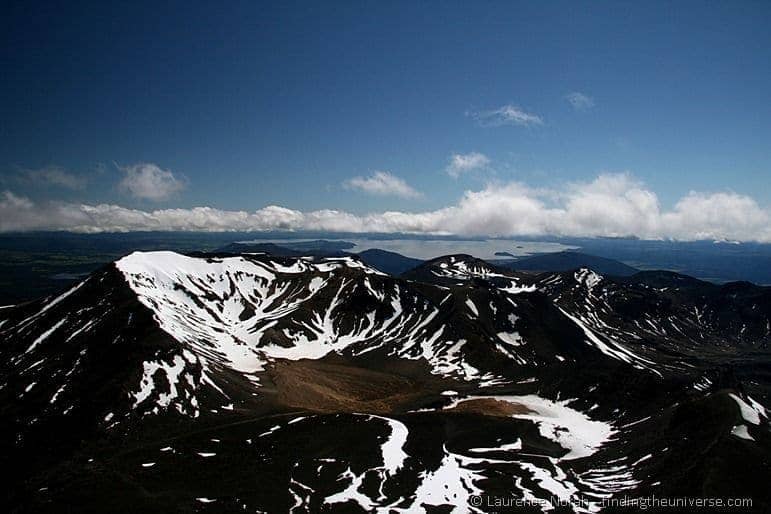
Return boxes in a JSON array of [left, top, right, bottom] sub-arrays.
[[3, 173, 771, 242], [343, 171, 422, 199], [663, 191, 770, 242], [118, 163, 186, 201], [445, 152, 490, 178], [565, 92, 595, 111], [19, 165, 87, 190], [470, 104, 543, 127]]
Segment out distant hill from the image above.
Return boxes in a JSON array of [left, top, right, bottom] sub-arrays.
[[278, 240, 356, 252], [217, 240, 353, 257], [217, 242, 307, 256], [355, 249, 423, 276], [216, 243, 422, 276], [620, 270, 712, 290], [400, 254, 520, 285], [506, 251, 639, 276]]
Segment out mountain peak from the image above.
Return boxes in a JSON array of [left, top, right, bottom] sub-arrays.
[[402, 254, 512, 283]]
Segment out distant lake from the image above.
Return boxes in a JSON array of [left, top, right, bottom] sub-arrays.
[[50, 272, 91, 280], [243, 238, 577, 260]]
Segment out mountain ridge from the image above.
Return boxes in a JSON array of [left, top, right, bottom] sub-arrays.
[[502, 250, 639, 276], [1, 250, 769, 512]]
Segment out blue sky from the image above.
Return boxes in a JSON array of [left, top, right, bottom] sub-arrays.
[[1, 1, 770, 239]]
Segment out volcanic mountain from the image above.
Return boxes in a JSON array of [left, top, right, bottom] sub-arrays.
[[502, 251, 640, 277], [1, 251, 769, 513]]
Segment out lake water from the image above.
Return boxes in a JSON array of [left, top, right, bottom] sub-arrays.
[[247, 238, 577, 260]]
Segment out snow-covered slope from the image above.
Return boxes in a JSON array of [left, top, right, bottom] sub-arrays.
[[113, 252, 648, 415], [114, 252, 501, 397]]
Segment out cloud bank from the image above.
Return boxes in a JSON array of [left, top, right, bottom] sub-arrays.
[[343, 171, 422, 199], [2, 173, 770, 242]]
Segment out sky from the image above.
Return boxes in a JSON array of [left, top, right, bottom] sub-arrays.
[[1, 1, 771, 240]]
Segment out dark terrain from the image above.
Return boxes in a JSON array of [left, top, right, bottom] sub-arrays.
[[496, 250, 639, 276]]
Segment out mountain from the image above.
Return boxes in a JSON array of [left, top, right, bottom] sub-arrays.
[[217, 240, 423, 275], [216, 242, 422, 275], [216, 240, 354, 257], [355, 248, 423, 276], [280, 239, 356, 253], [217, 242, 308, 256], [551, 237, 771, 284], [1, 251, 769, 512], [505, 250, 639, 276], [400, 254, 531, 285]]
